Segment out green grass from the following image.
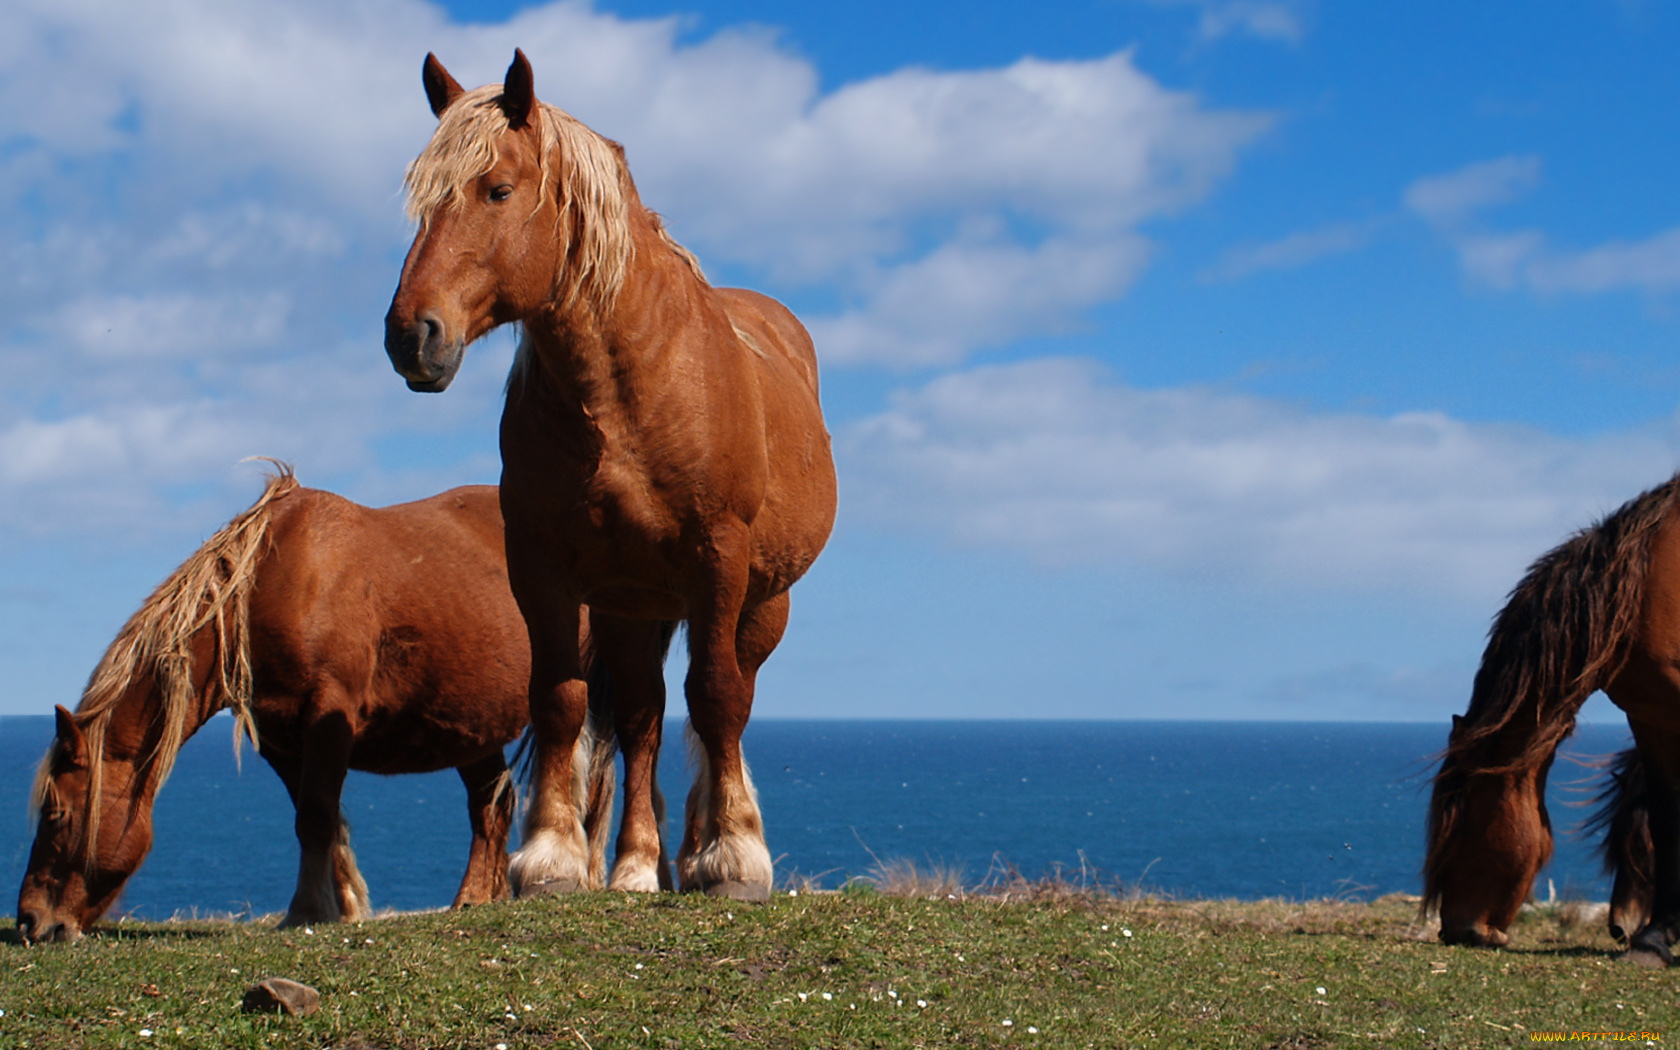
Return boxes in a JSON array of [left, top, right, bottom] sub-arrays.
[[0, 892, 1669, 1049]]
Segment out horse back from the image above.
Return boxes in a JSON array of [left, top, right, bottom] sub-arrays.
[[248, 485, 530, 774], [714, 287, 822, 398]]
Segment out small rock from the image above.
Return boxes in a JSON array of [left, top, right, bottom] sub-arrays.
[[241, 977, 321, 1017]]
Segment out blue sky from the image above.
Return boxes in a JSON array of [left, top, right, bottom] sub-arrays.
[[3, 0, 1679, 721]]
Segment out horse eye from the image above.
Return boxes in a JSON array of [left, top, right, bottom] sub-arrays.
[[489, 184, 514, 203]]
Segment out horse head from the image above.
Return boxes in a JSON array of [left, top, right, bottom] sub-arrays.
[[17, 706, 157, 944], [1423, 719, 1556, 947], [386, 49, 630, 393]]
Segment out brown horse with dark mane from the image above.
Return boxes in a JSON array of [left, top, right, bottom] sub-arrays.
[[17, 470, 649, 943], [383, 51, 837, 901], [1424, 472, 1680, 965]]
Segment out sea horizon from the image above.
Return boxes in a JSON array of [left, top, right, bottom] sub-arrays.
[[3, 716, 1633, 922]]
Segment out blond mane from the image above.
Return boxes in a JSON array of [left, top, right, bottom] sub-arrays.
[[31, 467, 296, 864], [404, 86, 660, 314]]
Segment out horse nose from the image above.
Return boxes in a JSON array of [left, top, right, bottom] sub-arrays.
[[384, 311, 445, 375], [16, 909, 64, 945]]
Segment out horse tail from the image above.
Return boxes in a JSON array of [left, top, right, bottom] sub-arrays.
[[331, 811, 373, 922], [40, 464, 298, 862], [1422, 473, 1680, 915], [1582, 746, 1654, 941]]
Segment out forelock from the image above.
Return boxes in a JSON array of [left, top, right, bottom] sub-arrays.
[[404, 85, 527, 223]]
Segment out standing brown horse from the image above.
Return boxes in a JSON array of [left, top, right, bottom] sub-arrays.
[[384, 50, 837, 902], [1424, 472, 1680, 965], [17, 470, 644, 944]]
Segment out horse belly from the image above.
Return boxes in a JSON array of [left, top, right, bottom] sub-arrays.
[[346, 697, 525, 776]]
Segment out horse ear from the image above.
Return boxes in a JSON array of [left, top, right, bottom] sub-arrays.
[[54, 705, 88, 769], [423, 53, 465, 118], [502, 48, 535, 130]]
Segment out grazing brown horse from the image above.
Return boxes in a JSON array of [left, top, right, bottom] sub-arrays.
[[383, 51, 837, 902], [1424, 472, 1680, 965], [17, 470, 645, 944]]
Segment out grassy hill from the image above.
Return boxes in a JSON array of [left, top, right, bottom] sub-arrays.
[[0, 888, 1668, 1048]]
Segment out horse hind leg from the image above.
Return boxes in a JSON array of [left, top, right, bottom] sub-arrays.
[[595, 615, 674, 893], [677, 590, 788, 903], [453, 752, 514, 907], [680, 722, 770, 900], [581, 704, 618, 890]]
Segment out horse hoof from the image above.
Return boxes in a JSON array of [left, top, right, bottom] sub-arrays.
[[701, 880, 770, 903], [1624, 933, 1673, 969], [518, 876, 584, 898], [1438, 926, 1506, 948]]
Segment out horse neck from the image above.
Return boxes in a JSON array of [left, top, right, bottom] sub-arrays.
[[520, 211, 709, 429], [90, 627, 223, 775]]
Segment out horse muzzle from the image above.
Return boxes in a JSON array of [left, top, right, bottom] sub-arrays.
[[384, 310, 465, 393], [16, 908, 81, 945]]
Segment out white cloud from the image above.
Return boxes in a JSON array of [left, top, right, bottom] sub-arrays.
[[840, 357, 1679, 601], [1407, 155, 1680, 295], [812, 235, 1154, 366], [1195, 1, 1305, 42], [1203, 220, 1375, 281], [48, 292, 291, 361], [622, 49, 1268, 359], [1138, 0, 1307, 43], [1403, 155, 1541, 229]]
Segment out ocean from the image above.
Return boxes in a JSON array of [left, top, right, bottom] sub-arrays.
[[0, 716, 1633, 921]]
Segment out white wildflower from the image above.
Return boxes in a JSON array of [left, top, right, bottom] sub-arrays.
[[1315, 986, 1327, 996], [822, 992, 833, 1001], [139, 1031, 153, 1038], [1029, 1026, 1039, 1034], [917, 1000, 928, 1008], [1003, 1019, 1014, 1027]]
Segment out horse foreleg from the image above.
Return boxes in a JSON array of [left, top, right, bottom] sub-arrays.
[[678, 586, 787, 902], [596, 614, 673, 892], [1624, 719, 1680, 967], [507, 602, 593, 897], [452, 752, 513, 907], [282, 698, 366, 926]]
